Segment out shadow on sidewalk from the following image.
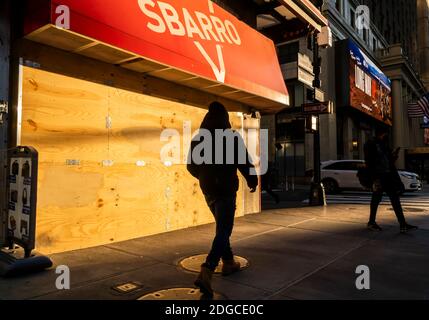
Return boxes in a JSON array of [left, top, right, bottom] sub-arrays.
[[262, 187, 310, 210]]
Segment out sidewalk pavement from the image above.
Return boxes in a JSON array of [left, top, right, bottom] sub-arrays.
[[262, 187, 309, 209], [1, 203, 429, 300]]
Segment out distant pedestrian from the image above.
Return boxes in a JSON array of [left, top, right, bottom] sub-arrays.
[[364, 128, 418, 233], [187, 102, 258, 297], [261, 164, 280, 204]]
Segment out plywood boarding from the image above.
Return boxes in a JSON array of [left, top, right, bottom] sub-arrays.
[[242, 117, 262, 214], [21, 66, 256, 254], [15, 39, 250, 114]]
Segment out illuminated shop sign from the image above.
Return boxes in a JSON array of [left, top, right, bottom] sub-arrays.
[[336, 39, 392, 126], [24, 0, 289, 106], [348, 39, 392, 125]]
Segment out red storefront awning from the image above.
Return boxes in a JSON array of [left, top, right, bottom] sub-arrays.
[[24, 0, 290, 113]]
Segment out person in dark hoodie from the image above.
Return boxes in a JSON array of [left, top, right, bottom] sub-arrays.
[[187, 102, 258, 297], [364, 127, 418, 233]]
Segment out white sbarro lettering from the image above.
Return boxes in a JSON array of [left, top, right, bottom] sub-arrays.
[[210, 15, 232, 44], [158, 1, 186, 36], [137, 0, 241, 46], [138, 0, 166, 33], [183, 8, 206, 40], [225, 20, 241, 45], [195, 11, 220, 42], [194, 41, 226, 82]]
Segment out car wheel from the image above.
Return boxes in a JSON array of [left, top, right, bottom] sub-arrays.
[[322, 178, 339, 195]]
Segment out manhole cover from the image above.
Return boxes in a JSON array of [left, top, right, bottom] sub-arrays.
[[388, 207, 425, 213], [178, 254, 249, 274], [138, 288, 226, 300]]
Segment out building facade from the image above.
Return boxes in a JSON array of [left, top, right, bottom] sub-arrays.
[[0, 0, 288, 253], [361, 0, 429, 177], [260, 0, 429, 189], [417, 0, 429, 91], [254, 0, 333, 188], [0, 0, 329, 254], [324, 0, 393, 162]]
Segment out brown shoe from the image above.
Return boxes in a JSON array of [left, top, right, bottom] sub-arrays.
[[194, 265, 213, 297], [221, 259, 241, 276]]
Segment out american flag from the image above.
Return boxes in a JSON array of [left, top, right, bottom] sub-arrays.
[[408, 102, 424, 118], [408, 93, 429, 118]]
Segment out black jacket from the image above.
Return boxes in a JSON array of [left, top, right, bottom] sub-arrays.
[[187, 110, 258, 197], [364, 138, 393, 177], [364, 137, 404, 193]]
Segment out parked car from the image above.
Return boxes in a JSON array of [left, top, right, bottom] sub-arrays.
[[321, 160, 422, 194]]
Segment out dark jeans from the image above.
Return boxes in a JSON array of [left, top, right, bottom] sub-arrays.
[[203, 195, 236, 271], [369, 174, 406, 226]]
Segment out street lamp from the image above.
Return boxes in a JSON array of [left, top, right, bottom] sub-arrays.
[[308, 31, 326, 206]]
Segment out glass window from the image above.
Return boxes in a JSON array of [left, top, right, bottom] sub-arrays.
[[324, 162, 344, 170], [335, 0, 342, 13], [275, 142, 306, 178], [350, 8, 356, 29], [306, 88, 314, 102], [343, 162, 357, 170], [276, 120, 305, 141], [295, 84, 304, 108], [354, 161, 366, 169], [324, 162, 359, 171], [295, 143, 306, 176]]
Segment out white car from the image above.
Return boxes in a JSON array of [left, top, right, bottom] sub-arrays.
[[321, 160, 422, 194]]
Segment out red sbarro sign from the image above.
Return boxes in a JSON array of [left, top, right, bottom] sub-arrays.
[[26, 0, 289, 106]]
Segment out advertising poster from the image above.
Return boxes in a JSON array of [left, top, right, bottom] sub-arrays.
[[7, 147, 38, 252], [348, 40, 392, 125], [8, 158, 32, 243], [336, 39, 393, 126]]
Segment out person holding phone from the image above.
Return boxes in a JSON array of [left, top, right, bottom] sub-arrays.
[[364, 128, 417, 234]]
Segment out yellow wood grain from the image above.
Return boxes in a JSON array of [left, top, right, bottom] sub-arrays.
[[21, 66, 258, 254], [242, 117, 262, 214], [22, 68, 109, 163]]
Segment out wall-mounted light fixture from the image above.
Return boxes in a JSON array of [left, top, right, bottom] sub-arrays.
[[306, 115, 318, 133]]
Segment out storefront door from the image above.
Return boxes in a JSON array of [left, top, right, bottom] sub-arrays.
[[275, 142, 305, 189]]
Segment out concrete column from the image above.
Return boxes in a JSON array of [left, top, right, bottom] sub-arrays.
[[417, 0, 429, 90], [0, 0, 10, 246], [305, 133, 314, 171], [392, 79, 406, 169], [320, 113, 338, 161]]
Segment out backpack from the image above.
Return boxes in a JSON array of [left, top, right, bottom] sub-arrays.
[[357, 166, 373, 189]]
